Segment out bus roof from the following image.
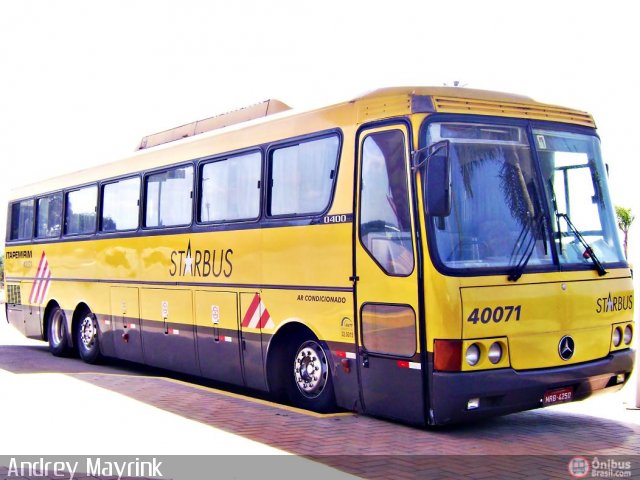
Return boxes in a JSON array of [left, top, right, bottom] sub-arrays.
[[9, 86, 594, 200]]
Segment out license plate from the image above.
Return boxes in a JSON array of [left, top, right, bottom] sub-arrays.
[[543, 386, 574, 406]]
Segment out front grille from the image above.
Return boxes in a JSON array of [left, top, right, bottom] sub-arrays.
[[7, 284, 21, 305]]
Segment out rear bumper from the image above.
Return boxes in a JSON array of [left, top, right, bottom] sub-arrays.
[[430, 349, 635, 425]]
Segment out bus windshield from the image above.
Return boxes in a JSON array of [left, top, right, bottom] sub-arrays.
[[534, 129, 624, 268], [426, 122, 624, 274]]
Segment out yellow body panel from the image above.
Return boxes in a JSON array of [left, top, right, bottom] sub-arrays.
[[458, 273, 633, 368], [194, 291, 238, 333]]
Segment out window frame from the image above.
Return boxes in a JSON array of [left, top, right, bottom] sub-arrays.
[[99, 174, 142, 233], [197, 148, 263, 225], [357, 127, 415, 277], [7, 198, 35, 242], [142, 162, 195, 230], [360, 302, 418, 358], [265, 130, 342, 219], [63, 183, 98, 237], [35, 191, 63, 240]]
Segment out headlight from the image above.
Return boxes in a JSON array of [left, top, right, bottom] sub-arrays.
[[612, 326, 622, 347], [488, 342, 502, 364], [465, 343, 480, 366], [623, 325, 633, 345]]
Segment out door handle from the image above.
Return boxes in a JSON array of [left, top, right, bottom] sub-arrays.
[[361, 352, 369, 368]]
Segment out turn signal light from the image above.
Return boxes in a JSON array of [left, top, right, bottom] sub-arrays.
[[434, 340, 462, 371]]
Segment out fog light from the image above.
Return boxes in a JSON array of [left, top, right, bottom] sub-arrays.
[[623, 325, 633, 345], [612, 327, 622, 347], [467, 398, 480, 410], [465, 343, 480, 366], [616, 373, 626, 384], [488, 342, 502, 364]]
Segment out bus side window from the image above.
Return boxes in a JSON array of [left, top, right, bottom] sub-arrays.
[[65, 185, 97, 235], [9, 199, 34, 241], [145, 165, 194, 228], [268, 135, 339, 216], [101, 177, 141, 232], [199, 151, 261, 223], [36, 193, 62, 239]]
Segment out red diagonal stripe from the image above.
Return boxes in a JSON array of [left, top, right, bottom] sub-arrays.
[[29, 252, 47, 303], [36, 270, 52, 304], [241, 293, 261, 328], [32, 260, 49, 305], [258, 308, 271, 329]]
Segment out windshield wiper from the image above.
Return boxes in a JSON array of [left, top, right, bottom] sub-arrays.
[[508, 213, 545, 282], [556, 213, 608, 276]]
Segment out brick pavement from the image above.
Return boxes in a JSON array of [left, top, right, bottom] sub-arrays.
[[1, 317, 639, 479]]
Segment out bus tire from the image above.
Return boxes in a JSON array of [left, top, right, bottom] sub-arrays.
[[48, 305, 70, 357], [76, 308, 102, 364], [285, 334, 336, 413]]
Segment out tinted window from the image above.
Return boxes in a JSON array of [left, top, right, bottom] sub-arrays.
[[9, 199, 34, 241], [359, 130, 414, 275], [145, 165, 193, 228], [269, 135, 339, 216], [65, 185, 97, 235], [101, 177, 140, 232], [361, 304, 416, 357], [36, 193, 62, 238], [200, 151, 261, 222]]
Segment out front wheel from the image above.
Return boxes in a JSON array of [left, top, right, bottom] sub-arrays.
[[48, 306, 70, 357], [76, 308, 103, 364], [285, 336, 336, 412]]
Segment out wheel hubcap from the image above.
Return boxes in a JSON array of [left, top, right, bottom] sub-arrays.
[[80, 316, 96, 349], [294, 340, 328, 399], [51, 311, 65, 346]]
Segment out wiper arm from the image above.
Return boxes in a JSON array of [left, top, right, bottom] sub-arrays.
[[557, 213, 608, 276], [508, 213, 545, 282]]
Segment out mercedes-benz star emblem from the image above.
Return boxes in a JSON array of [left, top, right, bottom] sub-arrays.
[[558, 336, 575, 361]]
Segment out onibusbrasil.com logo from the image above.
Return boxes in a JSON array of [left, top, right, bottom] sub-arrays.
[[568, 456, 632, 478]]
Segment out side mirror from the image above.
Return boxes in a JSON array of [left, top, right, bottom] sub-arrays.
[[422, 140, 451, 217]]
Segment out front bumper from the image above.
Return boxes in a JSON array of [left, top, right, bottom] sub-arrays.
[[430, 349, 635, 425]]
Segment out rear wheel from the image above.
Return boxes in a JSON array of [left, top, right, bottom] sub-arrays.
[[285, 335, 336, 412], [76, 308, 102, 364], [48, 306, 70, 357]]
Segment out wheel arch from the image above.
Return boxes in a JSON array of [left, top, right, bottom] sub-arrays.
[[265, 320, 328, 396]]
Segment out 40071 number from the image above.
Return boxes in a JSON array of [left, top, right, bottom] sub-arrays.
[[467, 305, 522, 324]]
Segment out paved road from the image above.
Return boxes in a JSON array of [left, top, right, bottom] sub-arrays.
[[0, 305, 639, 479]]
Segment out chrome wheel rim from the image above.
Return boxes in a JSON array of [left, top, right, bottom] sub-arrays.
[[80, 315, 96, 349], [294, 340, 328, 399], [50, 310, 65, 346]]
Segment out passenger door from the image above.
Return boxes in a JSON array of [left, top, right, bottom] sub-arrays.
[[354, 124, 425, 424]]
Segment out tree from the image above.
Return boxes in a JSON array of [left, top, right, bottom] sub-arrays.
[[615, 206, 634, 260]]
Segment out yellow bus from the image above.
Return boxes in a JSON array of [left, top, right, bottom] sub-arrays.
[[4, 87, 635, 425]]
